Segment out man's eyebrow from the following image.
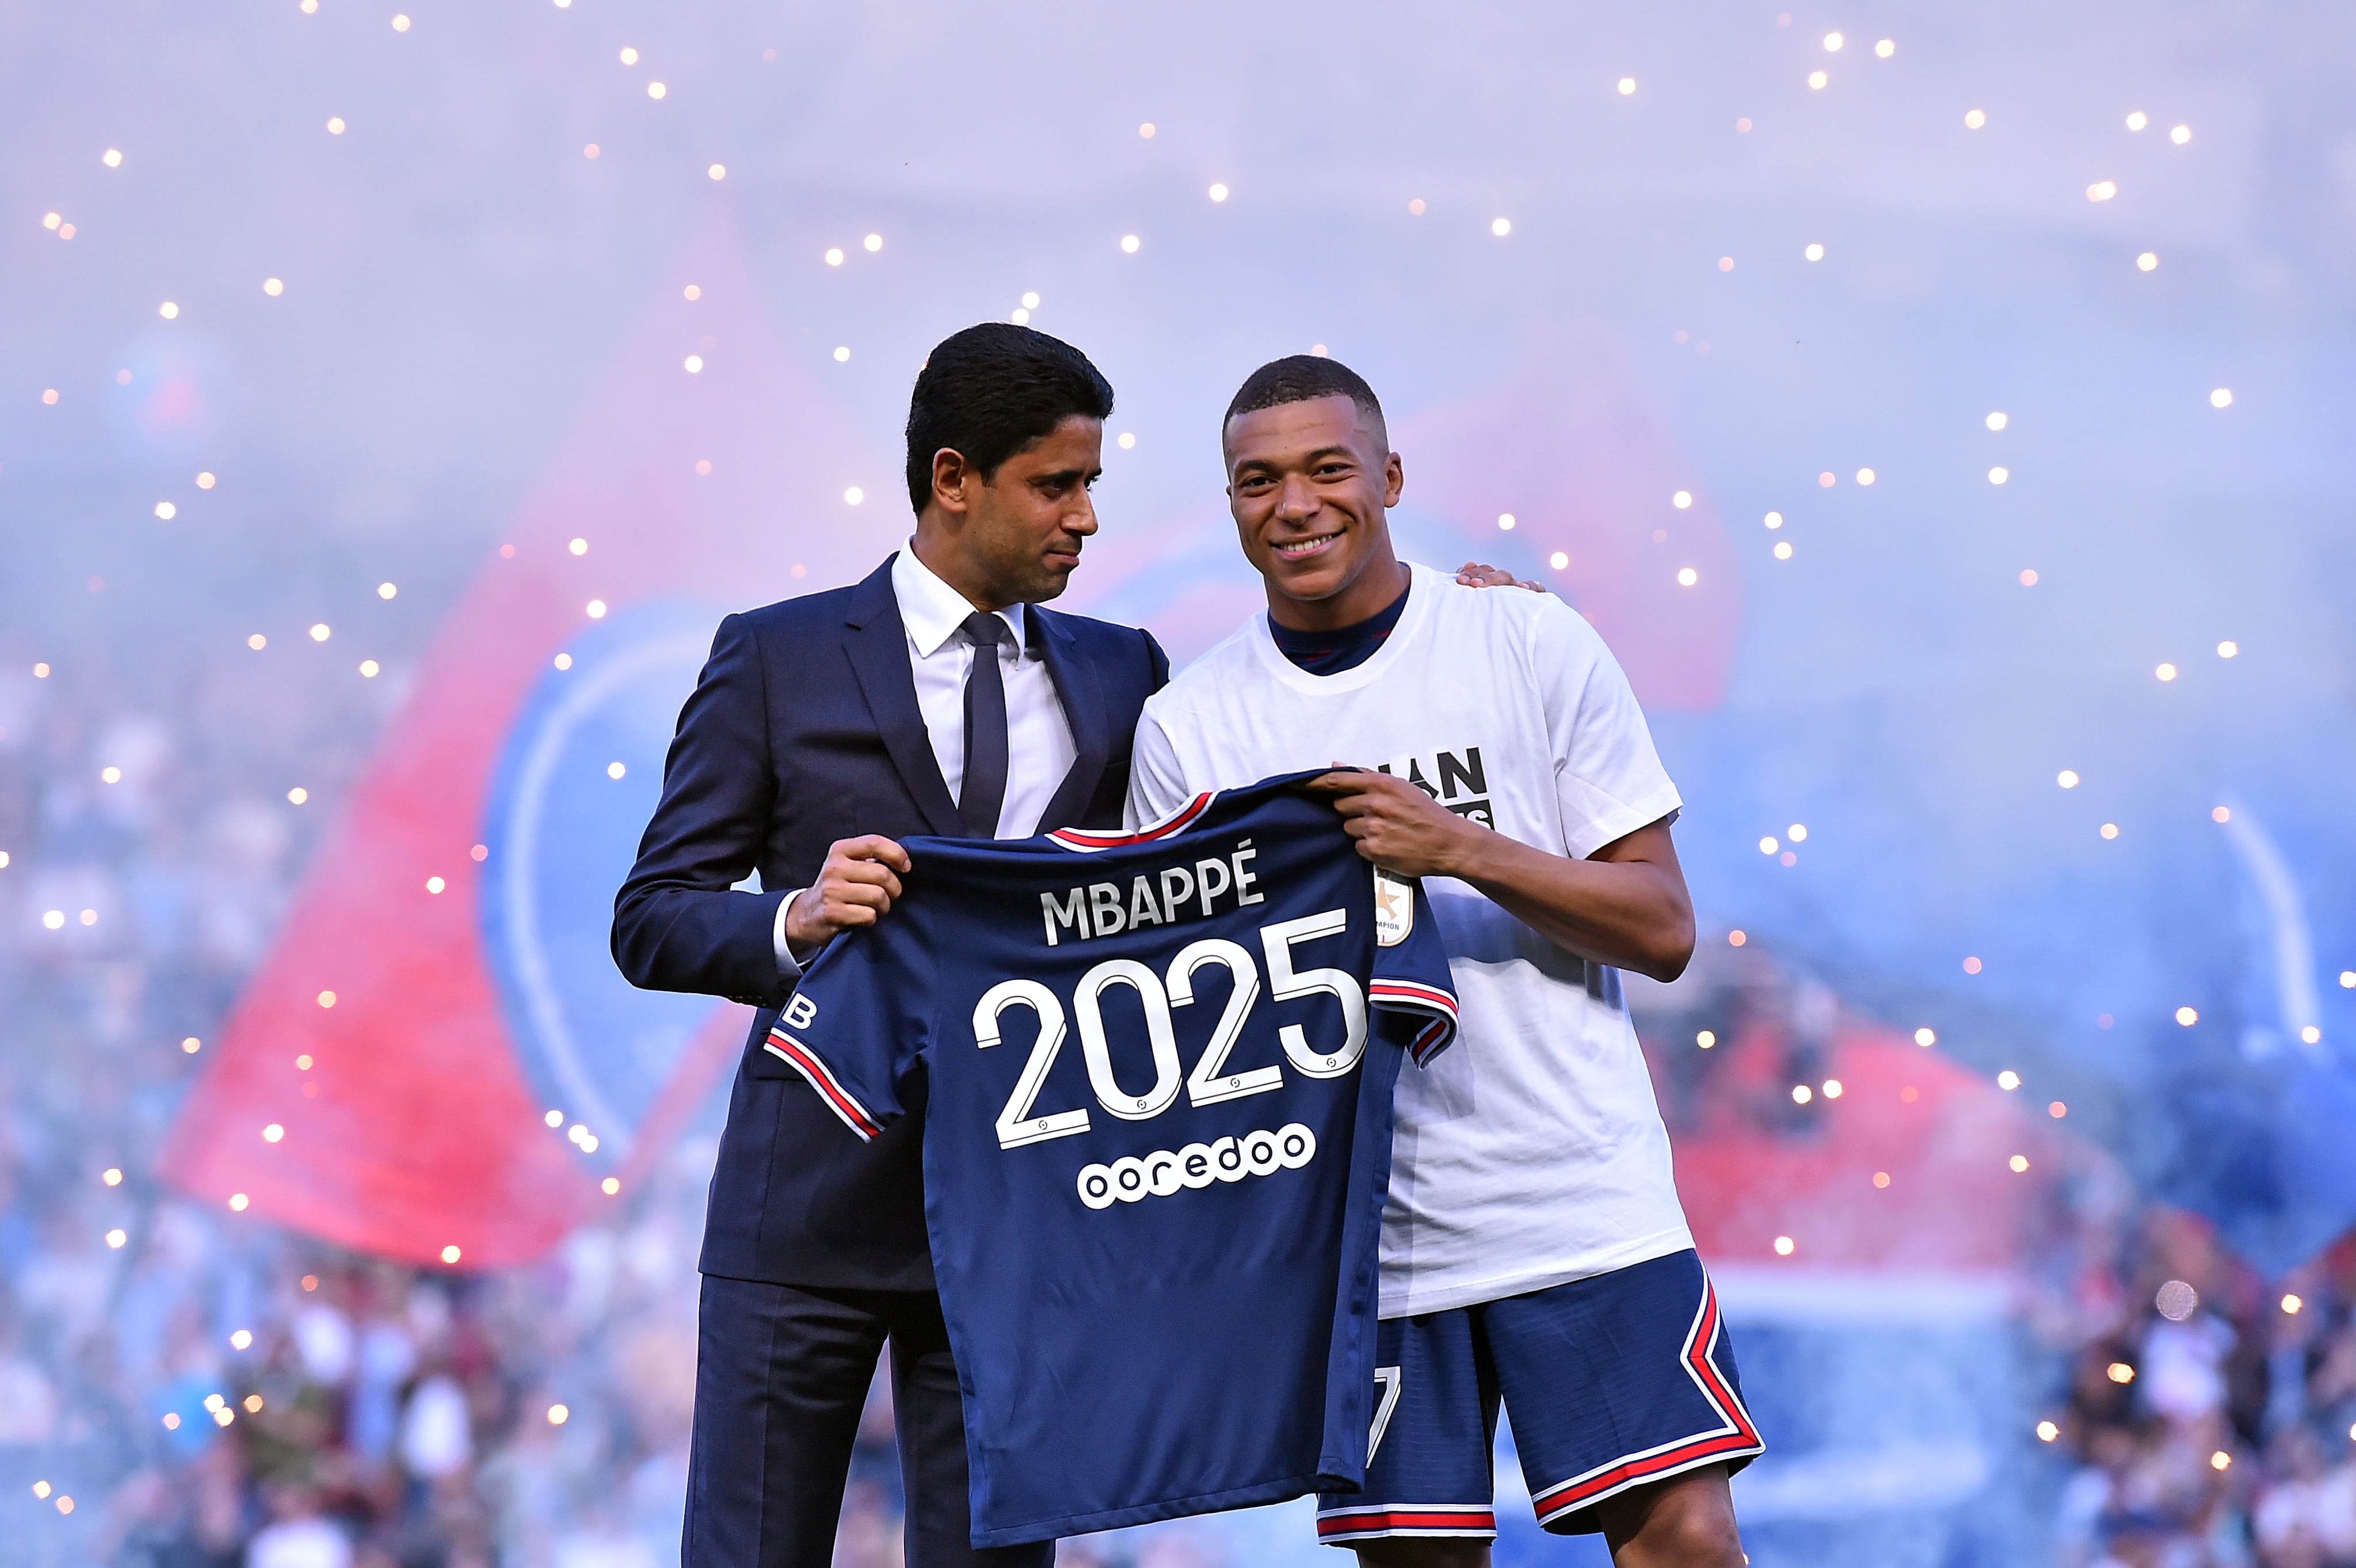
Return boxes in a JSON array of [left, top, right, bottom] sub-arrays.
[[1233, 444, 1361, 472]]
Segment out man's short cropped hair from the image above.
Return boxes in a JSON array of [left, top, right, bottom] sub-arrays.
[[1223, 354, 1386, 440], [905, 324, 1115, 514]]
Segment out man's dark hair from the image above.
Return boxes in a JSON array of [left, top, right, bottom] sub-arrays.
[[905, 323, 1115, 514], [1223, 354, 1386, 437]]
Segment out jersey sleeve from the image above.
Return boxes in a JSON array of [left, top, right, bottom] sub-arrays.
[[1366, 873, 1463, 1067], [761, 910, 931, 1143], [1529, 598, 1684, 860], [1123, 704, 1194, 831]]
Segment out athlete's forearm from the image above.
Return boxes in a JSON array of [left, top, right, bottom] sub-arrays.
[[1447, 824, 1695, 983]]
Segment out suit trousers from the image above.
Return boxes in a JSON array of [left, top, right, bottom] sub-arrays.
[[684, 1274, 1055, 1568]]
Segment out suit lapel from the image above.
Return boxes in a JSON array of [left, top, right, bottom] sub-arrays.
[[842, 558, 966, 838], [1033, 606, 1109, 831]]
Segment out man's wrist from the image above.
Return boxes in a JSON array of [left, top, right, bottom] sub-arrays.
[[773, 888, 813, 978]]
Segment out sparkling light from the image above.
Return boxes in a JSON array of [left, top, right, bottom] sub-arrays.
[[549, 1403, 570, 1424], [1788, 824, 1808, 842], [619, 45, 639, 63], [2010, 1154, 2031, 1173], [1208, 182, 1229, 201], [2212, 1451, 2232, 1471], [2137, 251, 2159, 271], [2213, 806, 2231, 823], [1618, 77, 1636, 95], [1697, 1030, 1717, 1048], [586, 600, 608, 619], [2156, 662, 2178, 681], [184, 1037, 202, 1052], [1491, 217, 1512, 236], [155, 501, 177, 520], [1808, 70, 1828, 89], [2210, 387, 2233, 408], [2087, 181, 2117, 202], [2109, 1361, 2136, 1383], [2035, 1418, 2061, 1442], [2176, 1005, 2198, 1026], [2171, 125, 2193, 145], [1989, 466, 2010, 484], [684, 285, 701, 300], [2126, 112, 2148, 132], [1874, 1171, 1892, 1188], [824, 247, 844, 266], [426, 876, 445, 894], [569, 536, 588, 555], [1997, 1070, 2020, 1090], [863, 233, 883, 251], [1672, 490, 1692, 509], [106, 1229, 127, 1249], [1964, 109, 1987, 129], [1718, 255, 1735, 272], [159, 301, 180, 319], [1676, 566, 1699, 586], [1764, 511, 1783, 529], [1823, 1079, 1843, 1098], [1728, 930, 1747, 947], [1548, 551, 1569, 570], [1022, 292, 1041, 309], [1823, 30, 1843, 50], [1773, 541, 1794, 560], [262, 1124, 283, 1144], [309, 623, 330, 642], [1118, 433, 1137, 450], [288, 787, 308, 804], [647, 81, 666, 99], [317, 989, 335, 1007], [602, 1176, 622, 1194], [2019, 569, 2038, 586], [392, 13, 410, 30], [1120, 233, 1141, 253], [2217, 640, 2238, 658], [1856, 468, 1875, 485], [327, 116, 345, 134], [42, 910, 63, 930], [2058, 769, 2080, 788], [2304, 1025, 2323, 1045], [441, 1243, 463, 1264], [606, 761, 626, 780], [833, 346, 851, 363], [229, 1193, 249, 1211], [708, 163, 726, 181], [1138, 122, 1156, 138], [844, 486, 864, 506], [1408, 198, 1426, 215], [1759, 836, 1781, 854], [1805, 242, 1824, 261], [359, 659, 380, 677], [1986, 411, 2008, 431], [1819, 471, 1836, 487], [1774, 1235, 1795, 1256], [683, 355, 703, 373], [1915, 1027, 1936, 1046], [1497, 513, 1516, 531], [1874, 38, 1894, 57], [1791, 1084, 1813, 1104]]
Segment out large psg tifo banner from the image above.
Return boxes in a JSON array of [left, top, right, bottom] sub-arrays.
[[161, 221, 1747, 1267]]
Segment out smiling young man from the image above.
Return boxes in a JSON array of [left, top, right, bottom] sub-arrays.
[[616, 323, 1165, 1567], [1126, 356, 1758, 1567]]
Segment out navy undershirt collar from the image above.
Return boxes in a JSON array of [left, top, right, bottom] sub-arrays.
[[1267, 578, 1411, 676]]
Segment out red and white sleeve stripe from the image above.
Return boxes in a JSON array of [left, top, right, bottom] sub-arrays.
[[764, 1028, 886, 1142]]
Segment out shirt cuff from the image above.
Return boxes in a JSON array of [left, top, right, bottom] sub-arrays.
[[773, 889, 807, 982]]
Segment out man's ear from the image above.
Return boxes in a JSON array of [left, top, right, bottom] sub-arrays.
[[1382, 451, 1405, 508], [931, 448, 973, 517]]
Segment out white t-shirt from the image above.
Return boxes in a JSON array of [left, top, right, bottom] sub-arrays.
[[1127, 562, 1694, 1317]]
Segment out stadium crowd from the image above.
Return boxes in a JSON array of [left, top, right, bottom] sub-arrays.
[[2, 643, 2354, 1568]]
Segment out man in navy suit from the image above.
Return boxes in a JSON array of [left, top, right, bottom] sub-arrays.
[[613, 324, 1166, 1566]]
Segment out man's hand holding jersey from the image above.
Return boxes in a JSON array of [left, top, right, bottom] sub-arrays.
[[783, 834, 914, 955], [1305, 770, 1696, 983]]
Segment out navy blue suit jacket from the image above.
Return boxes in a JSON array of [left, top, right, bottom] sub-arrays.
[[613, 556, 1168, 1290]]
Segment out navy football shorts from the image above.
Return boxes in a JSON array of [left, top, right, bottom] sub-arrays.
[[1314, 1249, 1762, 1544]]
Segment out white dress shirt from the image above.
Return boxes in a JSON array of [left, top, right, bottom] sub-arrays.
[[773, 545, 1077, 975]]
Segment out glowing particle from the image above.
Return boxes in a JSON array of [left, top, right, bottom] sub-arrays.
[[2171, 125, 2192, 146], [1773, 541, 1794, 560], [1118, 433, 1137, 450], [2100, 822, 2119, 839], [1673, 566, 1698, 587], [163, 1413, 180, 1429], [1718, 255, 1734, 272], [1808, 70, 1828, 89], [2343, 971, 2355, 989], [2302, 1025, 2321, 1045], [199, 471, 217, 489], [1010, 308, 1030, 325], [1964, 956, 1983, 975], [55, 1497, 71, 1514], [683, 355, 703, 373], [707, 163, 726, 181], [1874, 38, 1894, 57], [309, 623, 331, 642], [602, 1176, 622, 1195], [1989, 466, 2010, 484], [2156, 1281, 2198, 1319], [844, 486, 864, 505], [824, 247, 844, 266], [1208, 182, 1229, 201], [103, 147, 124, 167], [1764, 511, 1783, 529], [1728, 929, 1747, 947], [833, 346, 851, 363], [1736, 117, 1752, 133], [1874, 1172, 1892, 1188], [606, 761, 626, 780], [2126, 112, 2148, 132], [244, 1395, 264, 1413], [1548, 551, 1569, 570], [262, 1124, 283, 1144], [619, 46, 639, 63], [1697, 1031, 1717, 1048], [229, 1193, 249, 1211], [426, 876, 445, 894], [2019, 569, 2039, 586], [1819, 471, 1836, 487], [1964, 109, 1986, 129], [695, 459, 711, 475], [1408, 198, 1426, 215], [2058, 769, 2080, 788], [548, 1403, 570, 1424], [684, 284, 701, 300], [472, 844, 488, 861], [42, 390, 58, 405], [1985, 411, 2009, 432], [159, 301, 180, 319], [1496, 512, 1516, 531], [2212, 806, 2231, 823], [1774, 1235, 1795, 1256], [2137, 252, 2158, 271], [1823, 1079, 1843, 1099], [153, 501, 178, 521], [545, 1108, 564, 1127], [569, 536, 588, 555], [359, 659, 380, 678], [317, 990, 336, 1008], [1120, 233, 1141, 253], [42, 910, 63, 930], [2176, 1006, 2198, 1026], [863, 233, 882, 252], [1672, 490, 1692, 509], [1805, 243, 1824, 261], [1022, 292, 1040, 309], [2087, 181, 2117, 202], [1791, 1084, 1813, 1104], [1787, 824, 1808, 842], [2156, 662, 2177, 681], [392, 13, 410, 30], [106, 1229, 127, 1249], [1997, 1070, 2020, 1090], [327, 117, 345, 134], [2216, 640, 2237, 658], [2049, 1101, 2067, 1119], [1617, 77, 1636, 95], [2009, 1154, 2030, 1173], [1855, 468, 1875, 486], [2209, 387, 2232, 408], [1138, 122, 1156, 138], [288, 787, 308, 804], [441, 1243, 462, 1264], [1823, 31, 1843, 50], [2211, 1451, 2231, 1471], [184, 1037, 201, 1053], [647, 81, 666, 99], [1759, 837, 1781, 855], [586, 600, 608, 619], [1491, 217, 1512, 237]]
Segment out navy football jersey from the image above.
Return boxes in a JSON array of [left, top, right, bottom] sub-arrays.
[[766, 772, 1461, 1545]]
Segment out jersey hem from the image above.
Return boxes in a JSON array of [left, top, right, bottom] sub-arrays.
[[971, 1471, 1347, 1547], [1375, 1227, 1695, 1319]]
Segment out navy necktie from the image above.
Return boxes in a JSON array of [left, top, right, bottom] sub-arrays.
[[959, 611, 1010, 839]]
